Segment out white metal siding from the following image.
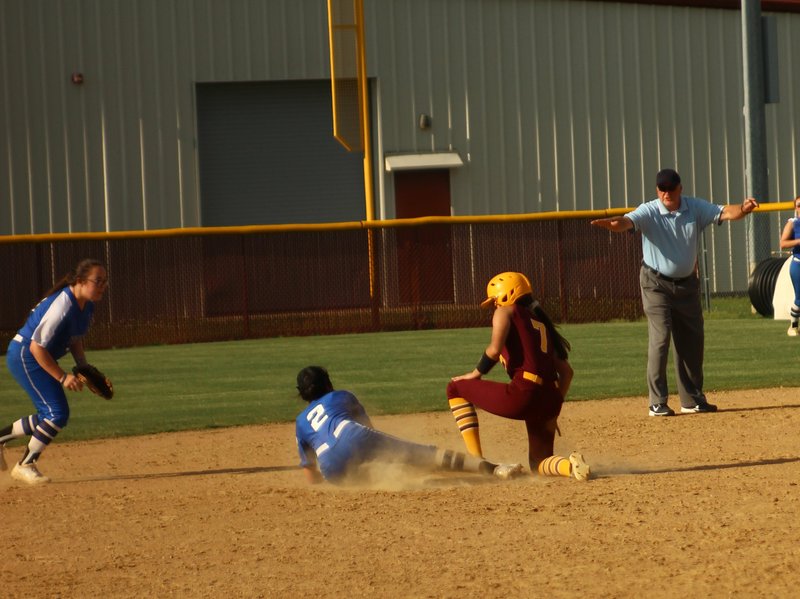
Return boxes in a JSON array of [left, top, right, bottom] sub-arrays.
[[2, 0, 800, 293], [366, 0, 800, 291], [368, 0, 760, 215], [0, 0, 330, 234]]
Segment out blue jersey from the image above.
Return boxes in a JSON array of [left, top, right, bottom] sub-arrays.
[[790, 217, 800, 258], [626, 196, 723, 279], [16, 287, 94, 359], [295, 390, 374, 480], [295, 389, 440, 483]]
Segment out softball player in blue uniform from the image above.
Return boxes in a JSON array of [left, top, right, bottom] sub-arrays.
[[294, 366, 523, 484], [0, 258, 108, 485], [780, 196, 800, 336]]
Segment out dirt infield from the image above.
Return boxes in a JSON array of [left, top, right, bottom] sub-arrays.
[[3, 388, 800, 598]]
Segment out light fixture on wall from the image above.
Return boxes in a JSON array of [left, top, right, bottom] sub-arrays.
[[418, 113, 431, 130], [71, 72, 84, 85]]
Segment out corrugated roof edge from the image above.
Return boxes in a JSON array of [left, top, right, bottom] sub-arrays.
[[583, 0, 800, 14]]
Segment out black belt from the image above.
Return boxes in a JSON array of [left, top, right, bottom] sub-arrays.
[[641, 263, 693, 284]]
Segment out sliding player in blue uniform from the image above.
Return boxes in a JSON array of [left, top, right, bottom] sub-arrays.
[[0, 258, 108, 485], [294, 366, 523, 485]]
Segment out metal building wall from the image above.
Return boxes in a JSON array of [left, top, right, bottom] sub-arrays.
[[0, 0, 330, 234], [3, 0, 800, 293], [365, 0, 800, 292]]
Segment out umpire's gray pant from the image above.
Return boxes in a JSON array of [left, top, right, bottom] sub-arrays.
[[639, 266, 706, 408]]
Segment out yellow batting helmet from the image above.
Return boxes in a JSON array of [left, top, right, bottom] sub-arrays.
[[480, 272, 533, 309]]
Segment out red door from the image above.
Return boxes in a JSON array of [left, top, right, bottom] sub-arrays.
[[394, 169, 454, 304]]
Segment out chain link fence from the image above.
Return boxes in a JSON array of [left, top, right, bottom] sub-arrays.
[[1, 205, 793, 350]]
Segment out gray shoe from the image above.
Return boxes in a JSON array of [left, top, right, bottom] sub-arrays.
[[649, 404, 675, 417]]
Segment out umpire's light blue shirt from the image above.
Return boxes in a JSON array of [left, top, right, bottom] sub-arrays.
[[626, 196, 723, 279]]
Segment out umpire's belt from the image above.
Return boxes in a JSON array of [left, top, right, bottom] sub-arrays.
[[641, 262, 693, 284]]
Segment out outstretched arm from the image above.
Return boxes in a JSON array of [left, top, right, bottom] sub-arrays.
[[590, 216, 634, 233], [720, 198, 758, 222]]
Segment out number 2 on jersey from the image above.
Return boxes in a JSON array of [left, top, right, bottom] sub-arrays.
[[307, 405, 328, 431]]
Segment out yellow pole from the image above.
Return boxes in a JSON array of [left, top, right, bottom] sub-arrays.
[[353, 0, 379, 320], [355, 0, 373, 221]]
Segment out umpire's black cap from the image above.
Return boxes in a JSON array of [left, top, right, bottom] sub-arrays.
[[656, 168, 681, 192]]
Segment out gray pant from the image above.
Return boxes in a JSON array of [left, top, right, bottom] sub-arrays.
[[639, 266, 706, 408]]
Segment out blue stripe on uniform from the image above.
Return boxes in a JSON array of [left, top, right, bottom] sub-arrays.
[[19, 344, 61, 424]]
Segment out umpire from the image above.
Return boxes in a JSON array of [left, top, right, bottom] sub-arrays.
[[591, 168, 758, 416]]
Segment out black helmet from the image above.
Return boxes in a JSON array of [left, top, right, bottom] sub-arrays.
[[296, 366, 333, 401]]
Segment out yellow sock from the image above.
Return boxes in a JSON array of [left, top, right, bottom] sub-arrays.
[[448, 398, 482, 457], [537, 455, 571, 477]]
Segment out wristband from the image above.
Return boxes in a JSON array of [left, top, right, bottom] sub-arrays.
[[476, 352, 499, 375], [59, 373, 67, 385]]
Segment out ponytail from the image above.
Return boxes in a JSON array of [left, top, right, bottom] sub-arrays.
[[43, 258, 104, 298]]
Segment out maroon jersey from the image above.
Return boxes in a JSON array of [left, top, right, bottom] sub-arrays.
[[501, 303, 558, 384], [446, 300, 567, 467]]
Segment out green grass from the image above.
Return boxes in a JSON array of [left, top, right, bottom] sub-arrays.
[[702, 295, 761, 319], [1, 295, 795, 442]]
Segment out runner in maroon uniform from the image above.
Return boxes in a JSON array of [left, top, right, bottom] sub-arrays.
[[446, 272, 591, 481]]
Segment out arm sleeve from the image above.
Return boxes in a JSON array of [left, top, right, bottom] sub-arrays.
[[31, 294, 71, 347], [624, 203, 650, 232], [690, 197, 724, 228]]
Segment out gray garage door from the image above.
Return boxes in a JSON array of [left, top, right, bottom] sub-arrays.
[[196, 80, 365, 226]]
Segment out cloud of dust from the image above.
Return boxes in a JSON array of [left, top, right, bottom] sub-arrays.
[[339, 454, 496, 491]]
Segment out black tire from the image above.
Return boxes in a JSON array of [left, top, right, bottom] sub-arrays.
[[748, 257, 788, 317]]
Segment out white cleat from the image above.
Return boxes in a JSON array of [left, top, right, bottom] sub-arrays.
[[788, 326, 798, 337], [569, 452, 591, 482], [11, 462, 51, 485], [493, 463, 524, 480]]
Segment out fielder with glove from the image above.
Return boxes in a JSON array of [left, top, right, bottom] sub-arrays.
[[0, 258, 110, 486]]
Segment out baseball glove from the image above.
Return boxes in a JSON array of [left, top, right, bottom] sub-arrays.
[[72, 364, 114, 400]]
